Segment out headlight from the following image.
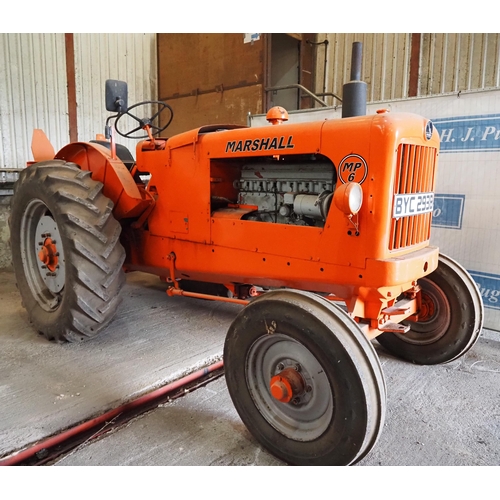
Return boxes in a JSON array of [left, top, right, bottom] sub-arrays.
[[334, 182, 363, 216]]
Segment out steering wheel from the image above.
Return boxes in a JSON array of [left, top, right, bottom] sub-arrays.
[[114, 100, 174, 139]]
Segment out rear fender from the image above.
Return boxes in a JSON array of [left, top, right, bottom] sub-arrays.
[[55, 142, 152, 219]]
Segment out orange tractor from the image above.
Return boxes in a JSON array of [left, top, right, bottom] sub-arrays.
[[10, 43, 483, 465]]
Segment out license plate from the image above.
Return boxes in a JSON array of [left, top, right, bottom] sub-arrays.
[[393, 192, 434, 218]]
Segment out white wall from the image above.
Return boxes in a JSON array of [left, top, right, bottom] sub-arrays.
[[0, 33, 157, 170], [74, 33, 157, 153], [0, 33, 157, 270], [0, 33, 69, 170]]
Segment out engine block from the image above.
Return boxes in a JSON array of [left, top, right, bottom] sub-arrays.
[[236, 159, 335, 226]]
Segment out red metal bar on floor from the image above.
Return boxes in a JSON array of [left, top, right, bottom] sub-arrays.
[[0, 359, 224, 466]]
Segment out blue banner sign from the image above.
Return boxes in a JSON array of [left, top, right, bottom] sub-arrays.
[[432, 114, 500, 152], [469, 270, 500, 310], [431, 194, 465, 229]]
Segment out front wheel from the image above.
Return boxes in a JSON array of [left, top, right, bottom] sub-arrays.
[[9, 160, 126, 342], [376, 253, 484, 365], [224, 289, 386, 466]]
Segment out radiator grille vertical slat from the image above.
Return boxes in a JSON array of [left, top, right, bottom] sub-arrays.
[[416, 148, 425, 243], [392, 148, 403, 248], [389, 144, 437, 250]]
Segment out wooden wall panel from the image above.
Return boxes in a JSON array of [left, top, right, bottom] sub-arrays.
[[162, 85, 263, 136], [158, 34, 266, 134], [158, 34, 264, 99]]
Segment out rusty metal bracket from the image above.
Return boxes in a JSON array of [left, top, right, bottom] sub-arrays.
[[166, 253, 180, 290], [165, 253, 249, 305]]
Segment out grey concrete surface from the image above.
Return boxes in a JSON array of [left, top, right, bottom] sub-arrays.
[[0, 199, 12, 270], [1, 268, 500, 466], [0, 269, 236, 458], [53, 332, 500, 466]]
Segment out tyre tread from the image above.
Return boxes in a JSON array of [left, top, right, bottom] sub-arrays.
[[9, 160, 125, 342]]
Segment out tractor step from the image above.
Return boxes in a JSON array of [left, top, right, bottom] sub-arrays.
[[381, 298, 413, 316], [378, 321, 411, 334]]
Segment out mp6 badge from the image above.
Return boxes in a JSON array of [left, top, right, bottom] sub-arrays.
[[338, 154, 368, 184]]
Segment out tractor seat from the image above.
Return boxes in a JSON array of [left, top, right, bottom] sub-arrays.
[[90, 140, 135, 171]]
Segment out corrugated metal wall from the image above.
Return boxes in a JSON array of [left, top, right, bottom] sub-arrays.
[[419, 34, 500, 95], [3, 33, 499, 170], [0, 33, 69, 170], [315, 33, 412, 106], [74, 33, 157, 154], [316, 33, 500, 106], [0, 33, 157, 171]]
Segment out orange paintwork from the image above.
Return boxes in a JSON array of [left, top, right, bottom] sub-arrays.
[[30, 110, 441, 336], [266, 106, 289, 125], [143, 114, 433, 331], [119, 111, 440, 335], [55, 142, 152, 219], [270, 368, 305, 403], [37, 237, 59, 272], [31, 129, 55, 162]]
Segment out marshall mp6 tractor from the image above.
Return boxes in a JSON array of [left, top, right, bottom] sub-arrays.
[[10, 43, 483, 465]]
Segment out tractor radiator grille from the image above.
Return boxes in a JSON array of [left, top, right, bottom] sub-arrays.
[[389, 144, 438, 250]]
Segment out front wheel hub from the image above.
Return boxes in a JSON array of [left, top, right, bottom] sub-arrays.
[[269, 367, 305, 403], [419, 292, 436, 322]]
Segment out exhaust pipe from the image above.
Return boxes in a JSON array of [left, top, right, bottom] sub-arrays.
[[342, 42, 367, 118]]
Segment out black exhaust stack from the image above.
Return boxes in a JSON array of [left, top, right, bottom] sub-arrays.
[[342, 42, 367, 118]]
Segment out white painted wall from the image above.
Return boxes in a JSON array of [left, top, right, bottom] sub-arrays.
[[0, 33, 157, 170], [74, 33, 157, 154], [0, 33, 157, 270], [0, 33, 69, 170]]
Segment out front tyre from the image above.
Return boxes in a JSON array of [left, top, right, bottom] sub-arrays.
[[376, 254, 484, 365], [224, 289, 386, 466], [9, 160, 125, 342]]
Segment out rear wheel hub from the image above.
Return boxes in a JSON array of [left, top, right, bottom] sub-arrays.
[[31, 212, 66, 295], [38, 237, 59, 272]]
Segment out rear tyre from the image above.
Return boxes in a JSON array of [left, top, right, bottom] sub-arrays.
[[224, 289, 386, 466], [9, 160, 125, 342], [376, 254, 483, 365]]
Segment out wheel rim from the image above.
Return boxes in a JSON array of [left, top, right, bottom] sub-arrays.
[[20, 199, 66, 311], [246, 333, 334, 442], [402, 278, 451, 345]]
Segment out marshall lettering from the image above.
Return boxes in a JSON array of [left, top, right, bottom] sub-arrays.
[[226, 136, 295, 153]]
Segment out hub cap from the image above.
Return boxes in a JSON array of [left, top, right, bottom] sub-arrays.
[[34, 215, 66, 293], [246, 333, 333, 441], [20, 200, 66, 310], [269, 367, 305, 403]]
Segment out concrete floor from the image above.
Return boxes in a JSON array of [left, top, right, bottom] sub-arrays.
[[1, 269, 500, 466]]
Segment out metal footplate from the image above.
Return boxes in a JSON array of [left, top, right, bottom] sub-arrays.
[[378, 321, 410, 334], [378, 297, 415, 333]]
